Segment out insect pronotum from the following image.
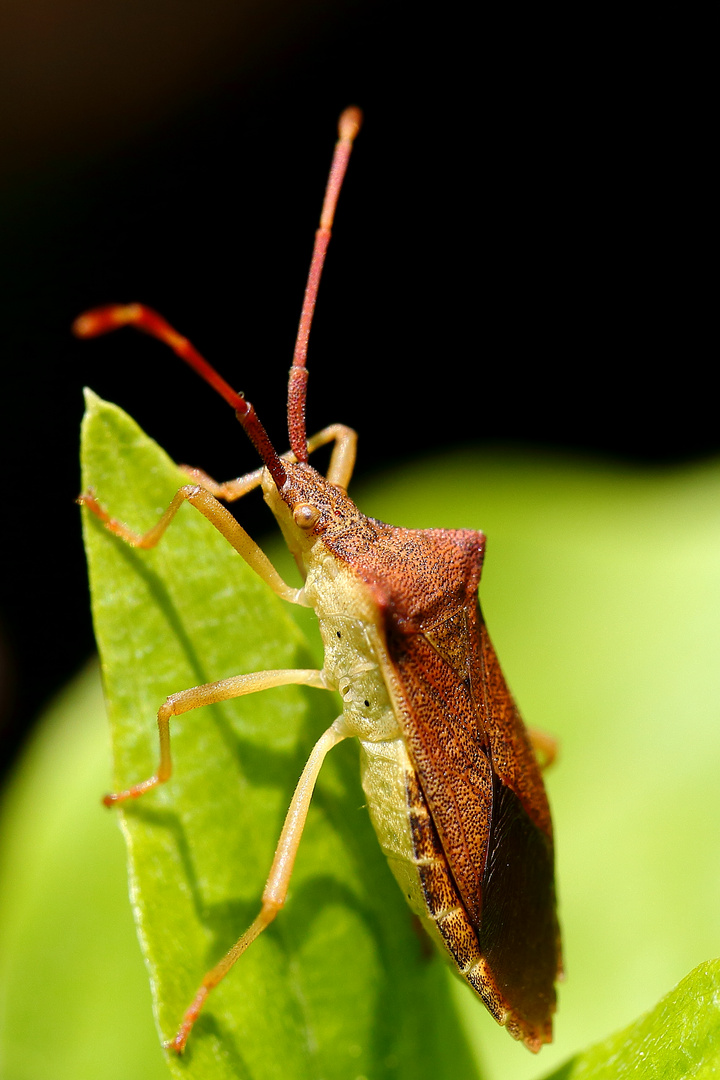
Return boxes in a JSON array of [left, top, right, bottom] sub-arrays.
[[75, 107, 561, 1054]]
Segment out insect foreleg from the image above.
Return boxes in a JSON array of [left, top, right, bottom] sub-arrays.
[[80, 483, 304, 604], [305, 424, 357, 489], [179, 423, 357, 500], [178, 464, 265, 501], [165, 716, 349, 1054], [103, 668, 329, 805]]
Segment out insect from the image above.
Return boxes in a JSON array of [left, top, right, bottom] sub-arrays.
[[75, 107, 561, 1054]]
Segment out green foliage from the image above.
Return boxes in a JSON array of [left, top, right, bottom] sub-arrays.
[[2, 394, 720, 1079], [543, 960, 720, 1079], [76, 392, 477, 1080]]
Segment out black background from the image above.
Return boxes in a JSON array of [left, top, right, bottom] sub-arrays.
[[0, 2, 711, 784]]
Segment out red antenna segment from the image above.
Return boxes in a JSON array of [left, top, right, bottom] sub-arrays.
[[73, 304, 288, 490], [287, 106, 362, 462], [73, 107, 363, 487]]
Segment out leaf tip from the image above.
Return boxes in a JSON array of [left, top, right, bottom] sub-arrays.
[[83, 386, 105, 413]]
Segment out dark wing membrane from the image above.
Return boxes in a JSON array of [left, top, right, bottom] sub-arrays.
[[385, 602, 559, 1032], [480, 771, 558, 1032]]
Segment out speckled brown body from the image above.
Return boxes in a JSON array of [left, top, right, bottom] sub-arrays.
[[265, 461, 562, 1052]]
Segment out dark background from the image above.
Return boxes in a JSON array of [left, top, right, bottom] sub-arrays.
[[0, 2, 711, 785]]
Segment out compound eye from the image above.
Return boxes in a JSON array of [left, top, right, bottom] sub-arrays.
[[293, 503, 321, 531]]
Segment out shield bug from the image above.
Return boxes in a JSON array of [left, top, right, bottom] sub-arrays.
[[75, 107, 562, 1054]]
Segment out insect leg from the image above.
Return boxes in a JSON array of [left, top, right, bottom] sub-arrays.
[[528, 727, 558, 770], [80, 484, 304, 604], [178, 464, 265, 501], [178, 423, 357, 501], [166, 716, 349, 1054], [104, 668, 329, 804], [305, 424, 357, 489]]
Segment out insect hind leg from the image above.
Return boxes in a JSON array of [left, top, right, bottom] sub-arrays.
[[528, 728, 558, 770], [166, 717, 348, 1054]]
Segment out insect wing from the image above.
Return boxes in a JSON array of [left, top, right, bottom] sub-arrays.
[[378, 531, 559, 1047]]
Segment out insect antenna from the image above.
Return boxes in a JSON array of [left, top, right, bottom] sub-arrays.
[[287, 106, 362, 463], [72, 303, 289, 489], [73, 107, 362, 489]]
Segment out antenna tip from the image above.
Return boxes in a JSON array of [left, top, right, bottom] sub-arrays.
[[338, 106, 363, 143], [72, 304, 141, 338], [71, 313, 97, 338]]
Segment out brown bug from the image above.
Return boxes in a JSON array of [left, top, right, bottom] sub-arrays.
[[74, 107, 561, 1054]]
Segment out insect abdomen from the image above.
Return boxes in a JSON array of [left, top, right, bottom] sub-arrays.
[[358, 738, 427, 913], [358, 738, 506, 1020]]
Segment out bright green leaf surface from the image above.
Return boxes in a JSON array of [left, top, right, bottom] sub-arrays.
[[76, 392, 478, 1080], [542, 959, 720, 1079], [3, 397, 720, 1080]]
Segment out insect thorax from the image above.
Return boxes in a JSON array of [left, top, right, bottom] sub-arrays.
[[302, 547, 401, 744], [302, 544, 434, 927]]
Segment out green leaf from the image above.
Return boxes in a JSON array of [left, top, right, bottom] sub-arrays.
[[541, 959, 720, 1079], [78, 392, 480, 1080]]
